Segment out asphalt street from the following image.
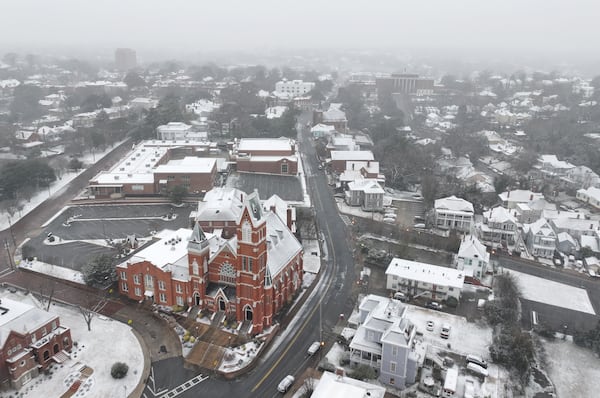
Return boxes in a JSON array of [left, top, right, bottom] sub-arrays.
[[143, 112, 357, 397]]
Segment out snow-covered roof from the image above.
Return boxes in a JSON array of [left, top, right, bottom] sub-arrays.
[[330, 150, 374, 161], [124, 228, 192, 270], [265, 212, 302, 278], [557, 232, 576, 245], [237, 137, 293, 153], [386, 258, 465, 289], [154, 156, 216, 174], [0, 298, 59, 347], [524, 218, 555, 237], [264, 106, 287, 119], [196, 187, 246, 223], [312, 371, 386, 398], [434, 195, 474, 214], [458, 236, 490, 263], [311, 123, 336, 133], [347, 179, 384, 194], [580, 235, 599, 252], [499, 190, 544, 204], [157, 122, 192, 133], [578, 187, 600, 202], [323, 104, 347, 122], [483, 206, 517, 224], [552, 217, 599, 232]]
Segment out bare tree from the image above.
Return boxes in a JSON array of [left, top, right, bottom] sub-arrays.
[[79, 298, 108, 331], [36, 280, 56, 311]]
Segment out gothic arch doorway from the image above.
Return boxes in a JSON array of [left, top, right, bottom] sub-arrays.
[[218, 297, 226, 311], [244, 305, 253, 321]]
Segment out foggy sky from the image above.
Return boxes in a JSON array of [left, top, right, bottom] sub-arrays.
[[1, 0, 598, 58]]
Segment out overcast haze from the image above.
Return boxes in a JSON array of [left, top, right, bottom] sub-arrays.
[[1, 0, 599, 60]]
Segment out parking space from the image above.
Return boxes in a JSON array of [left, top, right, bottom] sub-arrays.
[[22, 203, 194, 271], [227, 172, 303, 202]]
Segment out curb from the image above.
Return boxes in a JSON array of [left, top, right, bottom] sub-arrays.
[[128, 328, 151, 398]]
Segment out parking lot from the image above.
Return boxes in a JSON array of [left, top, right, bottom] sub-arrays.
[[22, 203, 193, 272], [227, 172, 304, 202]]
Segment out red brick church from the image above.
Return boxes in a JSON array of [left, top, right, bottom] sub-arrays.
[[117, 188, 303, 334]]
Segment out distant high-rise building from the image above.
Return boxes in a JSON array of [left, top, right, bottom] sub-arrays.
[[114, 48, 137, 70]]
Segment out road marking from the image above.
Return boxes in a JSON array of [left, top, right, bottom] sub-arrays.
[[159, 374, 208, 398], [252, 173, 339, 393]]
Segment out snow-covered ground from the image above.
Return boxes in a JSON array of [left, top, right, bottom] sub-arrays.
[[18, 257, 85, 284], [542, 338, 600, 398], [302, 239, 321, 274], [0, 289, 144, 398], [507, 270, 595, 315], [218, 340, 263, 373], [336, 199, 384, 222], [0, 142, 125, 232], [403, 305, 493, 358]]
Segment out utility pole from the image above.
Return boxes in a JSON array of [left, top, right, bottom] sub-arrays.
[[7, 216, 16, 248], [4, 239, 14, 270]]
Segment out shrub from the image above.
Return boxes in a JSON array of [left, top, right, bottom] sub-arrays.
[[349, 364, 377, 381], [111, 362, 129, 379], [445, 296, 458, 308]]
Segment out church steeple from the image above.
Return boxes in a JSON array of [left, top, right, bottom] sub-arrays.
[[188, 222, 208, 253]]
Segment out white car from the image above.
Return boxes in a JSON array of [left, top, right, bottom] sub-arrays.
[[307, 341, 321, 356], [426, 320, 434, 331], [467, 362, 489, 377], [277, 375, 295, 393]]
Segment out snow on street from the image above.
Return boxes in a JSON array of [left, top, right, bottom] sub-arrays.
[[507, 270, 595, 315]]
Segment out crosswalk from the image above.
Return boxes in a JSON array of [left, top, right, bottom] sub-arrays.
[[159, 374, 209, 398]]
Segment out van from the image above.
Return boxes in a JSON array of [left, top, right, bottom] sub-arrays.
[[466, 354, 488, 369], [307, 341, 321, 356], [467, 362, 489, 377], [440, 323, 451, 339], [277, 375, 295, 393]]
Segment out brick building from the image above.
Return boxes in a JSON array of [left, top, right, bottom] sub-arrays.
[[88, 140, 220, 198], [232, 138, 298, 175], [117, 188, 303, 334], [0, 298, 72, 389]]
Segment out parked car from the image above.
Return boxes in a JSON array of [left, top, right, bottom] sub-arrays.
[[467, 362, 489, 377], [426, 320, 435, 331], [307, 341, 321, 356], [440, 323, 451, 339], [413, 223, 426, 229], [277, 375, 295, 393], [426, 301, 442, 310], [393, 292, 407, 301], [466, 354, 488, 369]]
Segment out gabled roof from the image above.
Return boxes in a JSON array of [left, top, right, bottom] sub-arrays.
[[499, 189, 544, 203], [434, 195, 474, 213], [265, 211, 302, 278], [0, 298, 58, 347], [524, 218, 555, 237], [484, 206, 517, 224], [458, 235, 490, 263]]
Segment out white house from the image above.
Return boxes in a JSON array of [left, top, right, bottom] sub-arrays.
[[345, 179, 385, 211], [498, 189, 544, 209], [385, 258, 465, 302], [275, 79, 315, 96], [476, 206, 518, 246], [156, 122, 194, 141], [522, 218, 556, 258], [456, 235, 490, 280], [576, 187, 600, 209], [434, 196, 474, 233]]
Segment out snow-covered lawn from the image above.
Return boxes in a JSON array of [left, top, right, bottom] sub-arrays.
[[18, 258, 85, 284], [218, 340, 263, 373], [336, 199, 384, 222], [542, 338, 600, 398], [507, 270, 595, 315], [0, 290, 144, 398], [302, 239, 321, 274], [0, 142, 125, 231], [403, 305, 493, 358]]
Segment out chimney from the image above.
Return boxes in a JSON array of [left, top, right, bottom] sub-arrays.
[[530, 194, 533, 200], [287, 208, 293, 230], [507, 190, 510, 198], [240, 193, 243, 202], [270, 205, 276, 214]]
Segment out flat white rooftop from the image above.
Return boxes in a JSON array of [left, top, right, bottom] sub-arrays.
[[237, 138, 293, 152], [154, 156, 216, 174], [386, 258, 465, 289], [330, 150, 374, 161]]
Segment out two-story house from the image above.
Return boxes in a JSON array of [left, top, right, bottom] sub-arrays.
[[523, 218, 556, 258], [385, 258, 465, 302], [349, 295, 419, 389], [476, 206, 518, 247], [345, 179, 384, 211], [434, 196, 474, 233], [456, 235, 490, 280]]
